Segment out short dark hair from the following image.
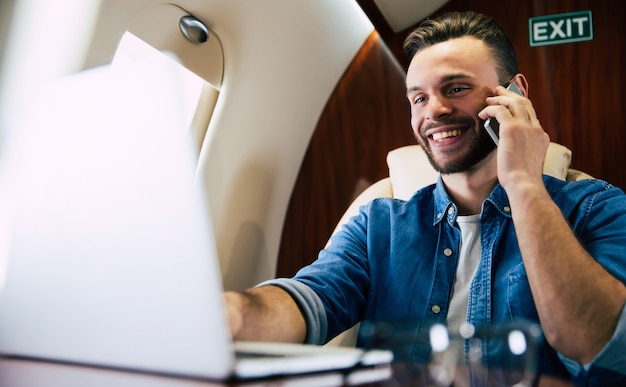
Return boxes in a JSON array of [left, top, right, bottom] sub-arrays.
[[403, 11, 518, 85]]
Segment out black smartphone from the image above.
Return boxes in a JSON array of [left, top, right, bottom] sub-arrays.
[[483, 82, 523, 146]]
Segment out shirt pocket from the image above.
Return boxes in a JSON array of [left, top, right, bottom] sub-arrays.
[[506, 263, 539, 321]]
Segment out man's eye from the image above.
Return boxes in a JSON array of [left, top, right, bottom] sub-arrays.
[[450, 87, 469, 94], [414, 96, 426, 104]]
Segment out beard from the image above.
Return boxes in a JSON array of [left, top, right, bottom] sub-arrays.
[[416, 117, 497, 174]]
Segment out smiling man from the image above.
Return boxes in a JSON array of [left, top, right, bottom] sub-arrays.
[[226, 11, 626, 384], [406, 43, 500, 178]]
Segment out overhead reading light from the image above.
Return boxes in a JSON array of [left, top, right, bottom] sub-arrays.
[[179, 15, 209, 44], [124, 4, 224, 89]]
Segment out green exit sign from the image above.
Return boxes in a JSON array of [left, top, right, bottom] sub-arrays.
[[529, 10, 593, 47]]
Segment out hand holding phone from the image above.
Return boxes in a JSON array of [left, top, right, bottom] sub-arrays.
[[483, 82, 523, 146]]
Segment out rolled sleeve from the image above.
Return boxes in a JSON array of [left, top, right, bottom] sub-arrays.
[[558, 301, 626, 382], [257, 278, 328, 344]]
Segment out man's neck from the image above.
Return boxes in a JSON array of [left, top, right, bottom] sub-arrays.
[[441, 155, 498, 216]]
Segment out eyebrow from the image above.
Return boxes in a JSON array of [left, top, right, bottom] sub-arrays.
[[406, 73, 474, 95]]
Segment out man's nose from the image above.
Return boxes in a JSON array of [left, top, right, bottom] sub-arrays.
[[425, 95, 453, 120]]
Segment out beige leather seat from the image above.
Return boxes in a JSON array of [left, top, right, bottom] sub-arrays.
[[326, 142, 592, 346], [329, 142, 592, 239]]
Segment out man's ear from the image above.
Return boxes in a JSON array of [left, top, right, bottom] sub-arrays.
[[511, 74, 529, 97]]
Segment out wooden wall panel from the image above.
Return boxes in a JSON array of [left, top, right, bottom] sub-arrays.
[[276, 32, 414, 277]]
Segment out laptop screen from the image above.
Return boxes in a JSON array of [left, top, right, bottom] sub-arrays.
[[0, 59, 235, 379]]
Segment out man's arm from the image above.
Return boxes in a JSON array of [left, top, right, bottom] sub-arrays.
[[484, 84, 626, 364], [225, 285, 307, 343], [507, 183, 626, 363]]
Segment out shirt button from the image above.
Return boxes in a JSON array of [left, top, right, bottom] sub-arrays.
[[503, 206, 511, 213], [448, 207, 454, 215], [443, 248, 453, 257], [431, 304, 441, 314], [437, 213, 443, 219]]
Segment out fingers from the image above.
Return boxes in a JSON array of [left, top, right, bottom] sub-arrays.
[[479, 86, 540, 134], [489, 86, 550, 190]]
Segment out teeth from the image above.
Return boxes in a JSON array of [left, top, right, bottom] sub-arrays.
[[432, 130, 461, 141]]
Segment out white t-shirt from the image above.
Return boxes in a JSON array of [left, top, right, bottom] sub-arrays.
[[446, 214, 481, 334]]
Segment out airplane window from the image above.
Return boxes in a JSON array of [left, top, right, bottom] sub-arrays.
[[112, 31, 218, 154]]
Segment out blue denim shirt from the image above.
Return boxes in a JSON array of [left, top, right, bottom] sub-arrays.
[[266, 175, 626, 383]]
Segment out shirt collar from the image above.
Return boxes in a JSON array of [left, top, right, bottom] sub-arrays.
[[432, 175, 513, 226]]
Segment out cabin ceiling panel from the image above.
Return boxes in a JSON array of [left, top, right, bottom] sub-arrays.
[[372, 0, 449, 32]]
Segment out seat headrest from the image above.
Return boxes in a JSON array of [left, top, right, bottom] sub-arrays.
[[387, 142, 572, 201]]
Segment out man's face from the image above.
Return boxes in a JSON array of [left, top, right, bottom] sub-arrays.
[[406, 36, 501, 174]]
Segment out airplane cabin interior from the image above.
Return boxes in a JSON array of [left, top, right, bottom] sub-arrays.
[[0, 0, 624, 385]]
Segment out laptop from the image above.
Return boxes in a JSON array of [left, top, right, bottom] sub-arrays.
[[0, 57, 391, 381]]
